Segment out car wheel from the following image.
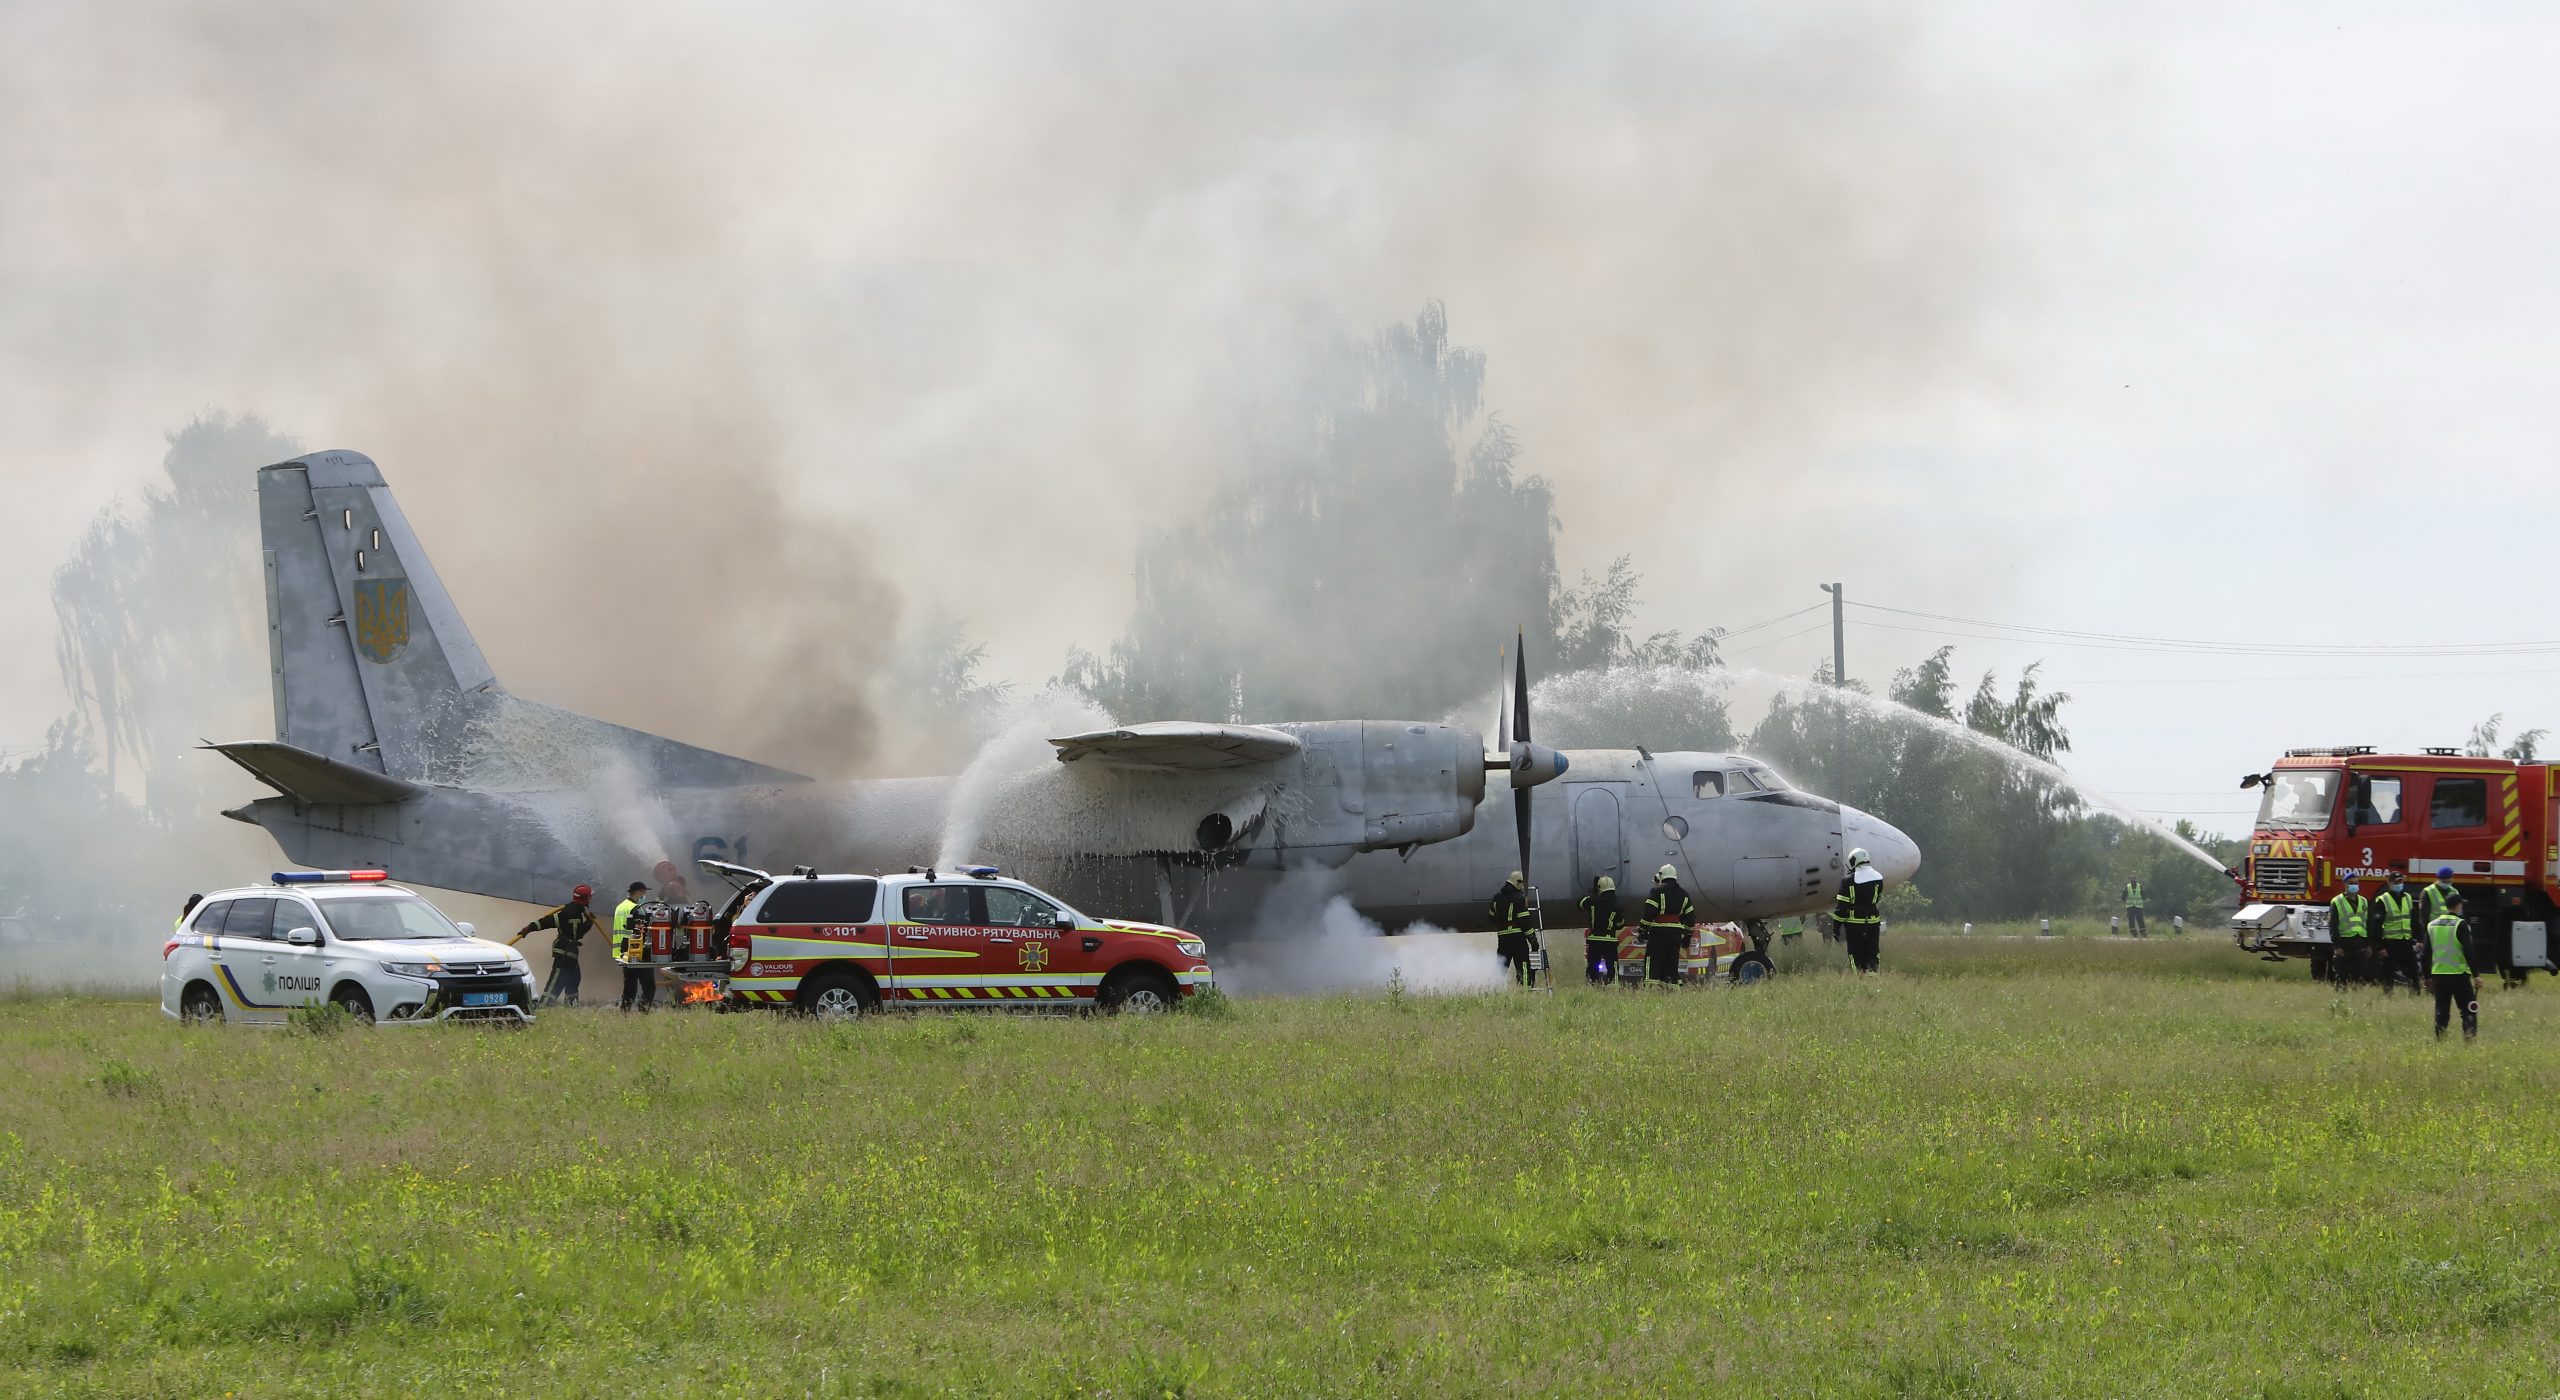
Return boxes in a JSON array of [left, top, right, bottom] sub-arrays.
[[1729, 951, 1774, 985], [1097, 965, 1178, 1015], [797, 969, 879, 1020], [330, 985, 375, 1025], [180, 983, 224, 1025]]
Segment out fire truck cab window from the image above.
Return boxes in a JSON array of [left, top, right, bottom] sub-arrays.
[[2256, 770, 2338, 829], [2352, 776, 2404, 826], [982, 887, 1060, 928], [901, 884, 976, 926], [2429, 777, 2490, 831], [758, 878, 878, 925], [1693, 771, 1725, 799]]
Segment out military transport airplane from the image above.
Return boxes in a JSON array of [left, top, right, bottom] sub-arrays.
[[212, 451, 1917, 936]]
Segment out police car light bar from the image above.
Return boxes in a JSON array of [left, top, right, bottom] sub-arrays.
[[962, 865, 1000, 879], [273, 869, 389, 884]]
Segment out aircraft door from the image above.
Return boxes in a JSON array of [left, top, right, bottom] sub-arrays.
[[1570, 785, 1626, 895]]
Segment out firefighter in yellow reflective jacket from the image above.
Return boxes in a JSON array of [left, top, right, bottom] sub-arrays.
[[1640, 865, 1695, 986], [1578, 875, 1623, 985], [1835, 849, 1885, 972], [1489, 871, 1540, 986], [612, 880, 654, 1012], [2422, 888, 2480, 1041]]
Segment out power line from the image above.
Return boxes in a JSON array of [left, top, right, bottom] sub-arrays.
[[1844, 601, 2560, 659], [2053, 667, 2560, 686], [1714, 602, 1828, 640], [1844, 615, 2560, 660], [1722, 619, 1835, 657]]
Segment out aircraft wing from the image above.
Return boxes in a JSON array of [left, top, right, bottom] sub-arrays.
[[1049, 722, 1304, 770]]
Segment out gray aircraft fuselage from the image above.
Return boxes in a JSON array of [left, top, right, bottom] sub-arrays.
[[220, 449, 1919, 934]]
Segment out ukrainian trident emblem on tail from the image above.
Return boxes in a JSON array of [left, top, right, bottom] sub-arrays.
[[353, 578, 410, 664]]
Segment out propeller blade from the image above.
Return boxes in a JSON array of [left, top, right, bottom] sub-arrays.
[[1494, 643, 1508, 759], [1513, 629, 1531, 744], [1514, 783, 1532, 882], [1512, 629, 1533, 879]]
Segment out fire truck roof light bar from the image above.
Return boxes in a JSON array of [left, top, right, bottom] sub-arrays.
[[2282, 746, 2376, 758]]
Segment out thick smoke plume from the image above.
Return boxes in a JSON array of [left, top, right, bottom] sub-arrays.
[[1, 3, 2066, 981]]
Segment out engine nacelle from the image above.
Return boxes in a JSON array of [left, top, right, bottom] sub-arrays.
[[1256, 720, 1484, 857]]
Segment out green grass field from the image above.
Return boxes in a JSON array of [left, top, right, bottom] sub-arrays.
[[5, 938, 2556, 1397]]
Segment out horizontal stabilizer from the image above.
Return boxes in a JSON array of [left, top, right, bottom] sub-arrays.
[[1050, 722, 1304, 771], [205, 740, 424, 806]]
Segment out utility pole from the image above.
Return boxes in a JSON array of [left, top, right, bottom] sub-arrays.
[[1820, 583, 1845, 791]]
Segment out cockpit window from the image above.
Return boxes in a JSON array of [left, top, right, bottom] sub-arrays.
[[1737, 763, 1789, 792], [1693, 771, 1725, 799]]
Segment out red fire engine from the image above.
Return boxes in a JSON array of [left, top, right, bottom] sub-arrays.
[[2230, 746, 2559, 982]]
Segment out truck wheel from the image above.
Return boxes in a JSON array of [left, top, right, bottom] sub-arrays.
[[1097, 965, 1178, 1015], [796, 969, 879, 1020], [1729, 951, 1774, 985], [180, 982, 223, 1024], [331, 985, 375, 1025]]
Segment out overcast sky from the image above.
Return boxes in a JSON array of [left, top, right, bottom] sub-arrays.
[[3, 0, 2554, 837]]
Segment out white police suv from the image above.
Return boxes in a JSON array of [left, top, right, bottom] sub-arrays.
[[162, 870, 535, 1025]]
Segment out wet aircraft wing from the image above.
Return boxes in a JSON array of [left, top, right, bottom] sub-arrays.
[[205, 740, 424, 805], [1049, 722, 1305, 770]]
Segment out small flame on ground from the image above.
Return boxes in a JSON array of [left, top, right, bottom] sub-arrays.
[[680, 980, 723, 1005]]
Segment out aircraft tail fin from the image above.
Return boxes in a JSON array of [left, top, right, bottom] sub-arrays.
[[255, 451, 804, 789]]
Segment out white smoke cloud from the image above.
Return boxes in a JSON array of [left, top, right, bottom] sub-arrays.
[[1213, 867, 1504, 997]]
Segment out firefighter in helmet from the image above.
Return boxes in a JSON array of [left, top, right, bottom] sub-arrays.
[[513, 884, 600, 1006], [1489, 871, 1539, 986], [1640, 864, 1695, 986], [1578, 875, 1623, 985], [1835, 848, 1885, 972]]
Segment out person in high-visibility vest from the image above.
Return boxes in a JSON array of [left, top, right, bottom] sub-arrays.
[[1578, 875, 1623, 986], [612, 880, 654, 1011], [2424, 867, 2459, 923], [1834, 848, 1885, 972], [175, 893, 203, 932], [2372, 873, 2418, 994], [2422, 887, 2481, 1041], [2123, 880, 2148, 939], [2327, 880, 2371, 989], [1489, 871, 1538, 987], [1777, 914, 1806, 944], [1640, 865, 1695, 986]]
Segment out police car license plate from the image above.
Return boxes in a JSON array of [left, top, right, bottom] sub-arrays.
[[463, 992, 508, 1007]]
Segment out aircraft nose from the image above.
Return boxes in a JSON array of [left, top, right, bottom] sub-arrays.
[[1841, 805, 1922, 884]]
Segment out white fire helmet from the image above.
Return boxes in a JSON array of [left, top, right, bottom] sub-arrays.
[[1657, 864, 1678, 881], [1848, 847, 1873, 868]]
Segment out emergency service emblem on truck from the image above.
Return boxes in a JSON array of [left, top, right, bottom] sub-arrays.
[[703, 860, 1212, 1015]]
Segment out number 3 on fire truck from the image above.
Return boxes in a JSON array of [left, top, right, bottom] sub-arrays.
[[2362, 847, 2374, 868]]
